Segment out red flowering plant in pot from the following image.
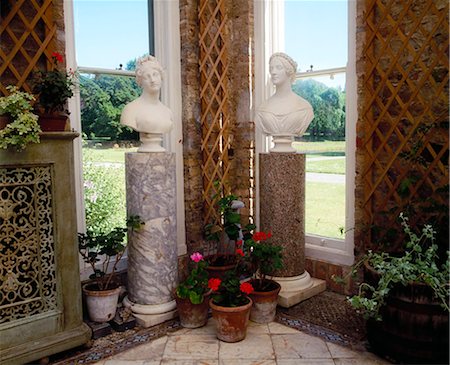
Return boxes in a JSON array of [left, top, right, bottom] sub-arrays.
[[175, 252, 211, 328], [242, 230, 283, 323], [32, 51, 77, 130], [207, 250, 254, 342]]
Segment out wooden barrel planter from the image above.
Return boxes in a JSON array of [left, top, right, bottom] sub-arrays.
[[365, 265, 449, 364]]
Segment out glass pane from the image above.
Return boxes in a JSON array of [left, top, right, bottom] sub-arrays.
[[285, 0, 348, 71], [74, 0, 149, 69], [292, 73, 346, 239]]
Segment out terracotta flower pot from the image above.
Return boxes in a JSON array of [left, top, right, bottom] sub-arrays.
[[209, 297, 253, 342], [38, 113, 69, 131], [248, 279, 281, 323], [175, 293, 210, 329], [205, 254, 236, 280]]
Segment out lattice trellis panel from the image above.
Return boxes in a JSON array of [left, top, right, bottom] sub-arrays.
[[199, 0, 231, 226], [360, 0, 449, 249], [0, 0, 57, 95]]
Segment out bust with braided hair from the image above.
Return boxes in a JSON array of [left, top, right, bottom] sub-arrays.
[[256, 52, 314, 152]]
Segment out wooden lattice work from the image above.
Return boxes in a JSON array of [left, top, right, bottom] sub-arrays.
[[198, 0, 231, 226], [360, 0, 449, 250], [0, 0, 57, 95]]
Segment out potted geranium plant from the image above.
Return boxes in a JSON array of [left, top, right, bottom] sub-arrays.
[[78, 215, 143, 323], [0, 85, 41, 151], [175, 252, 211, 328], [32, 51, 77, 131], [244, 230, 283, 323], [339, 213, 449, 364], [207, 251, 254, 342]]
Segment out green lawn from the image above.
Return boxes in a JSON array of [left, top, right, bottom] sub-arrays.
[[306, 157, 345, 174], [305, 181, 345, 239], [83, 141, 346, 239], [83, 147, 137, 163]]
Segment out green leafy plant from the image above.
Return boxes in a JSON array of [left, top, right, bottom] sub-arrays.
[[204, 182, 255, 261], [82, 146, 126, 235], [78, 215, 144, 291], [33, 51, 76, 114], [343, 213, 449, 321], [176, 252, 210, 304], [244, 231, 283, 291], [0, 85, 41, 151]]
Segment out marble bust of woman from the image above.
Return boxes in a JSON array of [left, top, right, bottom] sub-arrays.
[[256, 52, 314, 152], [120, 55, 173, 152]]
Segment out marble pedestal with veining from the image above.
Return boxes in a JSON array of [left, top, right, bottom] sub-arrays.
[[123, 152, 178, 327], [260, 153, 325, 308]]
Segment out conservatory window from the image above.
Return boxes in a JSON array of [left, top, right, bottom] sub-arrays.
[[64, 0, 185, 279], [255, 0, 356, 265]]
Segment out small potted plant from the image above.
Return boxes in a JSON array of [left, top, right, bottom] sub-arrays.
[[0, 85, 41, 151], [338, 213, 449, 364], [175, 252, 211, 328], [78, 215, 143, 323], [207, 252, 254, 342], [244, 230, 283, 323], [32, 51, 77, 131], [204, 183, 256, 278]]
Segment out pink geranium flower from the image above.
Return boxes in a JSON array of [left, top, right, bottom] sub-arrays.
[[190, 252, 203, 263]]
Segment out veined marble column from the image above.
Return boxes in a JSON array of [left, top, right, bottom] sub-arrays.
[[260, 153, 325, 308], [123, 152, 178, 327]]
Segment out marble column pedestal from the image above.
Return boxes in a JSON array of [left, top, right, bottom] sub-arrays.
[[260, 153, 325, 308], [123, 152, 178, 327]]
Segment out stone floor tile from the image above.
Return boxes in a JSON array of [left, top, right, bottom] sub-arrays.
[[220, 359, 276, 365], [247, 321, 270, 334], [174, 320, 217, 336], [276, 360, 335, 365], [326, 341, 362, 358], [160, 360, 218, 365], [104, 360, 147, 365], [162, 334, 219, 360], [272, 333, 332, 359], [219, 334, 274, 360], [268, 322, 301, 334], [108, 336, 167, 361]]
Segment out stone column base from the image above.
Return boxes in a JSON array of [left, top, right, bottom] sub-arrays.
[[123, 296, 177, 327], [273, 272, 326, 308]]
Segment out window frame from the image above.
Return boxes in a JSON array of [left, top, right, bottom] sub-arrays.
[[254, 0, 356, 266], [64, 0, 186, 279]]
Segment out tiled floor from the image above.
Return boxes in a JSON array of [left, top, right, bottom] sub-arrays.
[[92, 319, 391, 365]]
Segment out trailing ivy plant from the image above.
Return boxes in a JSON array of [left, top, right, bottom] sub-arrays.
[[0, 86, 41, 151], [339, 213, 450, 321]]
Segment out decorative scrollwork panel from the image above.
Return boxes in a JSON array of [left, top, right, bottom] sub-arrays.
[[0, 166, 57, 324]]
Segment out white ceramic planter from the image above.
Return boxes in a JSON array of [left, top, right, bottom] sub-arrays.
[[83, 284, 121, 323]]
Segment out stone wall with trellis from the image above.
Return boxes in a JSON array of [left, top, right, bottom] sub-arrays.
[[354, 0, 449, 259], [0, 0, 66, 95], [180, 0, 254, 256]]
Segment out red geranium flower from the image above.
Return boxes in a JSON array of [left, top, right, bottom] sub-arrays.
[[208, 278, 221, 292], [239, 282, 254, 295], [236, 239, 243, 247], [236, 248, 244, 257], [52, 51, 64, 64], [253, 231, 268, 241]]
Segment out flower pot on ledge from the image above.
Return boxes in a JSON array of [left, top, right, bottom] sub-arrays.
[[38, 113, 70, 132]]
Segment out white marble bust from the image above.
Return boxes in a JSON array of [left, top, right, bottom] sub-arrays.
[[256, 52, 314, 152], [120, 55, 173, 152]]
